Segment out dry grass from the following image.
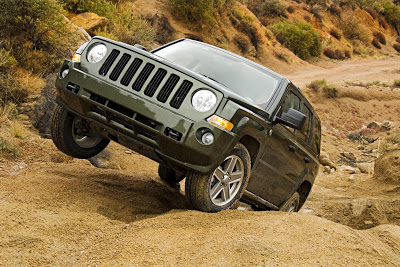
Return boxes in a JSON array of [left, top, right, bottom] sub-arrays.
[[10, 121, 26, 139]]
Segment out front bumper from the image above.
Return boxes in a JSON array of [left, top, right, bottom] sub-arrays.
[[55, 61, 237, 173]]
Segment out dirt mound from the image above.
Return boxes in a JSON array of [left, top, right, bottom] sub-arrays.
[[374, 150, 400, 184], [1, 163, 400, 266]]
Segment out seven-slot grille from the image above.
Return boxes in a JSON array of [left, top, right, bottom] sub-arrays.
[[98, 49, 193, 109]]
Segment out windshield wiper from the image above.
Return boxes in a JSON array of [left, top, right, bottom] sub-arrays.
[[199, 73, 226, 87]]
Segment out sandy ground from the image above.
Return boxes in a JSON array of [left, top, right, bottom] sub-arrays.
[[1, 56, 400, 265]]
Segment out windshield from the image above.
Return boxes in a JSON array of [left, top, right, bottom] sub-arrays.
[[154, 40, 280, 106]]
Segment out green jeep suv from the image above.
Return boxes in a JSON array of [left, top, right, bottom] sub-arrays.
[[51, 37, 321, 212]]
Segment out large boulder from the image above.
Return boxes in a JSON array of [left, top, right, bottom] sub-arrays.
[[319, 151, 336, 169], [70, 12, 109, 35], [373, 150, 400, 183]]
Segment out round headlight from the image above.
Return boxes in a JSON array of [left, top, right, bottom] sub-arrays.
[[192, 90, 217, 112], [87, 44, 107, 63]]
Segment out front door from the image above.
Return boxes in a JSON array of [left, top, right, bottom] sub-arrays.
[[246, 88, 307, 206]]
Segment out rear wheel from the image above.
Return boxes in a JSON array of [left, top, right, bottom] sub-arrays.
[[185, 143, 251, 212], [279, 192, 300, 212], [51, 104, 109, 159]]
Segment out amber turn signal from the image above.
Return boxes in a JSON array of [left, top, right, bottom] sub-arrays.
[[207, 115, 234, 131], [71, 54, 81, 63]]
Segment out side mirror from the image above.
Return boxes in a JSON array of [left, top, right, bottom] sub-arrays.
[[275, 108, 306, 130], [134, 44, 147, 51]]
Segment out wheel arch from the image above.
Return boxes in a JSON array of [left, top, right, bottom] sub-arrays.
[[297, 180, 312, 209], [239, 135, 260, 168]]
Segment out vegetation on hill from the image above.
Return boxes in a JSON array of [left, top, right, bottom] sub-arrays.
[[0, 0, 400, 135]]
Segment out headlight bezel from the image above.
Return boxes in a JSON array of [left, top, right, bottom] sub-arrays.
[[87, 43, 108, 64], [191, 89, 217, 113]]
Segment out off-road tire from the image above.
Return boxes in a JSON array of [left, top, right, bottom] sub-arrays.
[[51, 104, 109, 159], [185, 143, 251, 212]]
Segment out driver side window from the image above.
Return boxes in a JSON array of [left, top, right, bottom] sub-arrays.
[[278, 90, 301, 132]]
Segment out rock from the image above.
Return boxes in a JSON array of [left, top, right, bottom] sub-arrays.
[[319, 151, 336, 169], [70, 12, 109, 34], [373, 150, 400, 183], [323, 165, 331, 173], [341, 152, 356, 162], [381, 121, 393, 131], [355, 162, 375, 174], [338, 165, 357, 174], [367, 121, 381, 130]]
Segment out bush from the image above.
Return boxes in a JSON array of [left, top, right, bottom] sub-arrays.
[[394, 80, 400, 87], [168, 0, 235, 26], [372, 38, 381, 49], [60, 0, 116, 18], [0, 0, 72, 73], [269, 19, 321, 60], [373, 32, 386, 44], [330, 28, 342, 39], [324, 48, 351, 60], [234, 35, 251, 53], [248, 0, 287, 18], [307, 79, 327, 92], [307, 79, 340, 98], [329, 3, 342, 17], [324, 85, 339, 98], [237, 19, 262, 49], [339, 14, 371, 44], [287, 5, 296, 14], [394, 43, 400, 53], [0, 137, 19, 158], [310, 4, 324, 20]]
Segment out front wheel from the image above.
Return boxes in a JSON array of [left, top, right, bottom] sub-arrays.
[[185, 143, 251, 212], [51, 104, 109, 159]]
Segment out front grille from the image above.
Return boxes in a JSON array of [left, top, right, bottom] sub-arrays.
[[99, 49, 120, 76], [157, 74, 180, 103], [98, 48, 197, 109], [132, 63, 155, 91], [110, 53, 131, 81], [120, 58, 143, 86], [170, 80, 193, 109], [144, 68, 167, 97]]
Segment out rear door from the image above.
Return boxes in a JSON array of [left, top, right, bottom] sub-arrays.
[[246, 87, 307, 206]]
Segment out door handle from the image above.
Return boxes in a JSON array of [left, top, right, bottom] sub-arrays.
[[288, 145, 297, 152], [304, 157, 311, 163]]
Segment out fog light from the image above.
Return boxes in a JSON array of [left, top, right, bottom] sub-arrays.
[[60, 68, 69, 79], [201, 132, 214, 145]]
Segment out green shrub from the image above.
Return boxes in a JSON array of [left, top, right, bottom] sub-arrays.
[[394, 80, 400, 87], [330, 28, 342, 39], [234, 35, 251, 53], [339, 14, 371, 44], [0, 0, 73, 73], [324, 48, 350, 60], [269, 19, 321, 60], [307, 79, 327, 92], [248, 0, 287, 18], [168, 0, 236, 26], [237, 19, 262, 49], [0, 137, 19, 158], [324, 85, 339, 98], [60, 0, 117, 18], [307, 79, 340, 98], [373, 32, 386, 44]]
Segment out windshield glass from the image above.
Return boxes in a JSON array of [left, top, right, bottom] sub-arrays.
[[154, 40, 280, 106]]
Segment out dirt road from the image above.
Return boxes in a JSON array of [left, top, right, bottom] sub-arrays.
[[1, 56, 400, 265]]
